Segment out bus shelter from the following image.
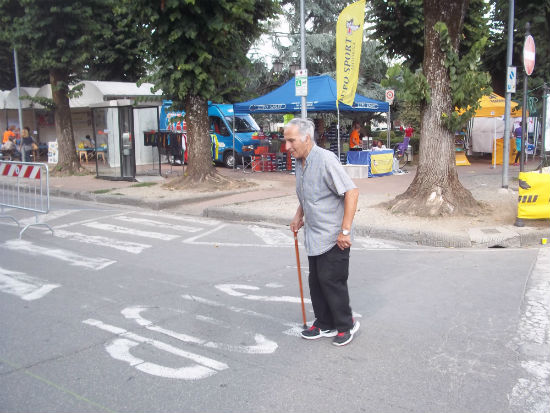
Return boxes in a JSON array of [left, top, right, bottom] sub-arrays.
[[90, 99, 160, 181]]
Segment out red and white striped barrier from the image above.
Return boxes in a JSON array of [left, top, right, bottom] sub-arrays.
[[0, 161, 51, 238], [0, 163, 42, 179]]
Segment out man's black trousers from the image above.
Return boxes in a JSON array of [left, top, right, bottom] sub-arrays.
[[307, 245, 353, 333]]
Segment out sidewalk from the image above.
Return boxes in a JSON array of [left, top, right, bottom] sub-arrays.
[[47, 158, 550, 248]]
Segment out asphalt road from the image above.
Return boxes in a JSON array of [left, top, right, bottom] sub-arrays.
[[0, 197, 549, 413]]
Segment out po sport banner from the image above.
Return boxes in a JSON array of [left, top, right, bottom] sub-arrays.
[[336, 0, 366, 107]]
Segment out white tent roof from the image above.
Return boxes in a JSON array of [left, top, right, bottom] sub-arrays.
[[31, 81, 163, 109], [3, 87, 39, 109]]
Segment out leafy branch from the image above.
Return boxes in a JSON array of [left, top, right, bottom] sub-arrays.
[[434, 21, 491, 131]]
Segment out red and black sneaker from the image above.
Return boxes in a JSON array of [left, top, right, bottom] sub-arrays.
[[332, 321, 360, 346], [301, 325, 338, 340]]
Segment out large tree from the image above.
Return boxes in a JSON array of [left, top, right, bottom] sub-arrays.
[[370, 0, 492, 216], [129, 0, 278, 185], [0, 0, 113, 173], [0, 1, 148, 173]]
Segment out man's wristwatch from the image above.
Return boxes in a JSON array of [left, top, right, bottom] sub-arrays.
[[341, 228, 350, 236]]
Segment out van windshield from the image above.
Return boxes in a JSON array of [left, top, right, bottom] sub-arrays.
[[225, 115, 260, 133]]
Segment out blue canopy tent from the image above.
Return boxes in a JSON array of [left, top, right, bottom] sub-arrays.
[[234, 75, 389, 114], [234, 75, 389, 159]]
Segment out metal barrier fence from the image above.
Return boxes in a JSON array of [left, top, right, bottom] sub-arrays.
[[0, 161, 53, 238]]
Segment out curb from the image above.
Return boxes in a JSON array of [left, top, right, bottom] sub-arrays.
[[49, 188, 549, 249], [49, 187, 254, 211]]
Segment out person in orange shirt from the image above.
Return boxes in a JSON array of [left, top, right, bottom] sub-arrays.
[[349, 121, 362, 151], [2, 125, 15, 143]]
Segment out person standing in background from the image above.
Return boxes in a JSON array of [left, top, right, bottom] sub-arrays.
[[349, 121, 362, 151], [3, 125, 15, 144], [20, 127, 34, 162], [513, 123, 522, 166]]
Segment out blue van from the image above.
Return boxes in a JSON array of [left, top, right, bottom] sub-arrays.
[[160, 101, 261, 168]]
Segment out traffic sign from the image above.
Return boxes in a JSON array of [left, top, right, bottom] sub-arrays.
[[295, 69, 308, 97], [385, 89, 394, 103], [506, 66, 517, 93], [523, 35, 535, 76]]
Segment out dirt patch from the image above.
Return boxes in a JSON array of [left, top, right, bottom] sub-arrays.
[[163, 172, 257, 192]]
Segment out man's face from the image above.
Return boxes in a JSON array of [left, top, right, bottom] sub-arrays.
[[284, 125, 310, 159]]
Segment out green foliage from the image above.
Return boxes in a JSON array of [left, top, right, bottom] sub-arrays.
[[368, 0, 424, 68], [369, 0, 489, 69], [0, 1, 147, 87], [434, 22, 492, 131], [0, 0, 112, 82], [128, 0, 279, 105], [81, 5, 148, 82], [484, 0, 550, 111], [20, 96, 56, 110], [382, 64, 429, 131], [0, 43, 49, 89]]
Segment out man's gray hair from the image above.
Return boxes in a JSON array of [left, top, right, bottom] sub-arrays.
[[285, 118, 315, 142]]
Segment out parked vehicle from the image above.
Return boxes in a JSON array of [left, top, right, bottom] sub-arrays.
[[160, 101, 261, 168]]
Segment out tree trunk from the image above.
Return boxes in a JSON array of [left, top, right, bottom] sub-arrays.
[[183, 94, 216, 182], [389, 0, 482, 216], [50, 69, 80, 173]]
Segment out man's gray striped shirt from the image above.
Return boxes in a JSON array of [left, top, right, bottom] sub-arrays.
[[295, 144, 357, 256]]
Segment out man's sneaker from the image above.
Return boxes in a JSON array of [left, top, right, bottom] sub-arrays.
[[332, 321, 360, 346], [301, 325, 338, 340]]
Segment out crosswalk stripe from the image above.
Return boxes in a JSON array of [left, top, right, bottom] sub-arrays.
[[0, 266, 60, 301], [54, 230, 151, 254], [82, 222, 179, 241], [18, 209, 77, 226], [247, 225, 294, 245], [3, 239, 115, 270], [136, 211, 220, 226], [115, 216, 201, 233]]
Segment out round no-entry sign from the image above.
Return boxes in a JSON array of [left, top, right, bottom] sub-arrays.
[[523, 35, 535, 76]]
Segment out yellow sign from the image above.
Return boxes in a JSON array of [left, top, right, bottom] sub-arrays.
[[370, 152, 393, 176], [517, 171, 550, 220], [336, 0, 365, 107]]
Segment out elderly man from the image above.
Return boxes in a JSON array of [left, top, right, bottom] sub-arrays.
[[285, 118, 360, 346]]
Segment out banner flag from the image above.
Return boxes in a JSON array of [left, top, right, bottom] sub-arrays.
[[336, 0, 366, 107]]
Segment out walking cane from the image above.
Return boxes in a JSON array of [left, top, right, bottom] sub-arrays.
[[293, 230, 308, 329]]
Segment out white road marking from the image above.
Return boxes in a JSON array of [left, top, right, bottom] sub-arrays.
[[183, 241, 290, 248], [3, 239, 115, 270], [0, 266, 60, 301], [18, 209, 77, 226], [83, 318, 228, 380], [195, 315, 225, 326], [136, 211, 220, 226], [215, 283, 312, 304], [509, 248, 550, 413], [248, 225, 294, 246], [181, 294, 303, 336], [115, 216, 201, 233], [82, 222, 179, 240], [122, 306, 277, 354], [182, 224, 227, 244], [54, 230, 151, 254], [53, 212, 127, 230], [105, 338, 216, 380], [355, 236, 400, 249]]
